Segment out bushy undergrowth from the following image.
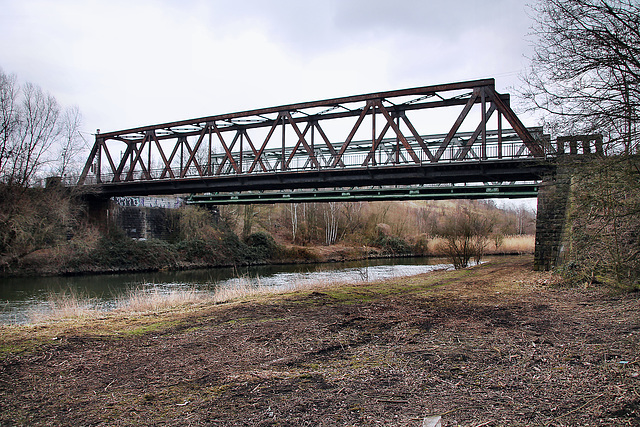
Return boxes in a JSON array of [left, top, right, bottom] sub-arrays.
[[371, 235, 412, 255], [245, 231, 281, 260], [62, 227, 288, 273], [0, 185, 80, 265], [562, 156, 640, 291], [67, 233, 176, 271]]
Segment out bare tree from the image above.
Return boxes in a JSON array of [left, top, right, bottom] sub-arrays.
[[0, 68, 84, 186], [521, 0, 640, 153], [323, 202, 340, 246], [522, 1, 640, 287], [436, 208, 493, 269], [0, 70, 20, 181], [287, 203, 300, 243], [55, 105, 84, 178], [339, 201, 365, 242], [9, 82, 61, 185], [242, 205, 255, 240]]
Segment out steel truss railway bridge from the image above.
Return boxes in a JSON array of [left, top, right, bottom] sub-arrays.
[[78, 78, 594, 269]]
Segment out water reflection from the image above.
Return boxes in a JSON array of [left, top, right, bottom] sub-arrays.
[[0, 257, 452, 325]]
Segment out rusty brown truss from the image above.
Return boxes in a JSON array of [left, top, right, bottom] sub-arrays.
[[78, 78, 552, 195]]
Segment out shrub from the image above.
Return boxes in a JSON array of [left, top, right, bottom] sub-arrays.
[[245, 231, 281, 260], [412, 234, 430, 256], [371, 235, 412, 255], [436, 209, 493, 269], [178, 206, 217, 241]]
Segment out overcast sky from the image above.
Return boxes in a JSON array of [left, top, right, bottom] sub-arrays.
[[2, 0, 538, 138]]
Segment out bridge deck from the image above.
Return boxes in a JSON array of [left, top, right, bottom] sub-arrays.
[[89, 157, 551, 197]]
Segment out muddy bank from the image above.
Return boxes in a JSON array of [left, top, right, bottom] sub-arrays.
[[1, 256, 637, 426]]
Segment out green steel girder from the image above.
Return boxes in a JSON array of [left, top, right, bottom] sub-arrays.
[[186, 183, 539, 205]]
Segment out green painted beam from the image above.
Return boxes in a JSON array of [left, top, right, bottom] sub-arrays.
[[186, 184, 539, 205]]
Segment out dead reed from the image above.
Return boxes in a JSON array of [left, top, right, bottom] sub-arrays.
[[27, 289, 103, 323], [491, 235, 535, 254], [114, 287, 208, 313]]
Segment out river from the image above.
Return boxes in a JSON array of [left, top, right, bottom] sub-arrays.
[[0, 257, 453, 325]]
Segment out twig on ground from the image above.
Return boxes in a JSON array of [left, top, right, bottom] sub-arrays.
[[544, 393, 604, 426], [377, 399, 409, 404]]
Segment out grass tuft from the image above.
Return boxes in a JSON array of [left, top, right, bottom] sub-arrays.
[[115, 287, 207, 313]]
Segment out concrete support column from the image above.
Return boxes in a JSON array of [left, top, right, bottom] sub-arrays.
[[83, 194, 111, 231], [534, 167, 571, 271]]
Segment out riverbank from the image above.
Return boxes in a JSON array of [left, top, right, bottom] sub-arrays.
[[2, 233, 534, 277], [1, 256, 638, 425]]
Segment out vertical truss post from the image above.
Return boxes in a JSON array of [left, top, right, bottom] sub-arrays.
[[395, 113, 400, 164], [147, 131, 152, 178], [281, 114, 286, 171], [239, 130, 244, 173], [129, 146, 134, 180], [207, 122, 213, 176], [481, 88, 487, 160], [179, 136, 185, 177], [311, 120, 317, 170], [96, 140, 102, 184], [498, 112, 503, 159], [371, 102, 377, 166]]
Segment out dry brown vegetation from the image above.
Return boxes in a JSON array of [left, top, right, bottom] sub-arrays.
[[223, 199, 536, 249], [1, 256, 638, 426]]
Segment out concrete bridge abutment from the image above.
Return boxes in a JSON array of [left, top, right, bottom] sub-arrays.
[[533, 135, 602, 271], [533, 167, 571, 271]]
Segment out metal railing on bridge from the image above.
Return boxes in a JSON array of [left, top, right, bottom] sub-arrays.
[[78, 128, 547, 185]]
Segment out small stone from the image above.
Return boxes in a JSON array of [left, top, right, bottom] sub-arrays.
[[423, 415, 442, 427]]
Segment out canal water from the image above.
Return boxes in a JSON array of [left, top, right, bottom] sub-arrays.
[[0, 257, 452, 325]]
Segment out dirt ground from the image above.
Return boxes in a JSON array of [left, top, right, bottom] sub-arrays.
[[1, 256, 639, 426]]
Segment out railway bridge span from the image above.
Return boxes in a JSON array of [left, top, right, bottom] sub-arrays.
[[77, 78, 592, 270]]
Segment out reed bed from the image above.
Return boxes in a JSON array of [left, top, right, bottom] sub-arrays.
[[210, 277, 322, 304], [427, 234, 534, 256], [491, 234, 535, 254]]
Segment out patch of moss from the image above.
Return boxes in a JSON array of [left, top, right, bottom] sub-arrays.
[[119, 320, 180, 336], [223, 317, 252, 325]]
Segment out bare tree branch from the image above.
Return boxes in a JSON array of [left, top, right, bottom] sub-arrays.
[[521, 0, 640, 153]]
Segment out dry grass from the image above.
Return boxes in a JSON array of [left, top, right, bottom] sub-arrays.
[[27, 289, 103, 323], [114, 287, 209, 313], [19, 254, 485, 325], [492, 234, 535, 254], [211, 279, 269, 303], [212, 277, 339, 304], [427, 234, 534, 256], [24, 278, 339, 324]]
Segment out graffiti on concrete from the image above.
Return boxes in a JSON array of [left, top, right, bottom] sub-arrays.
[[113, 196, 183, 209]]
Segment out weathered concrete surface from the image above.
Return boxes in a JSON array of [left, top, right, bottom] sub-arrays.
[[534, 166, 571, 271]]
